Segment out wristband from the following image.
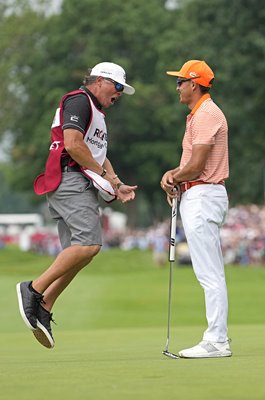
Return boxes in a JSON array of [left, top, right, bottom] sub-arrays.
[[116, 182, 125, 189], [101, 168, 107, 177]]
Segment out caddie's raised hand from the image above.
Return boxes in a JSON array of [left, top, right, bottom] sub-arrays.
[[117, 184, 138, 203]]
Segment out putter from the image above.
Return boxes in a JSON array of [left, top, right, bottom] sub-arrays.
[[162, 196, 179, 359]]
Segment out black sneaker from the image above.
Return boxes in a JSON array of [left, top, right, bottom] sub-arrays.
[[33, 305, 55, 349], [16, 281, 43, 330]]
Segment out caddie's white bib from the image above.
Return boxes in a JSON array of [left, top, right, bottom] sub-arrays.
[[83, 96, 107, 166]]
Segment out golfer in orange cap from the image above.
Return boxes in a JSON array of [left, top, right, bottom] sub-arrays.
[[160, 60, 231, 358]]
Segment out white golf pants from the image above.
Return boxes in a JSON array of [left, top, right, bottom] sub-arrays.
[[180, 184, 229, 342]]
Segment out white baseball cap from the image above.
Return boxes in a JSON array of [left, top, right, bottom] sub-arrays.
[[90, 62, 135, 95]]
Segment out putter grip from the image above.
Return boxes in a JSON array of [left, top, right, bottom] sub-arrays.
[[169, 197, 177, 262]]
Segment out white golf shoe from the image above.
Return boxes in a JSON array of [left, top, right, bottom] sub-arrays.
[[178, 340, 232, 358]]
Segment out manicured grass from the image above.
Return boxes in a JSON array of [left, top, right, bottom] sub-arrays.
[[1, 325, 265, 400], [0, 247, 265, 399]]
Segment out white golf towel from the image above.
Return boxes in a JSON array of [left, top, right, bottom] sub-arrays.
[[81, 168, 117, 203]]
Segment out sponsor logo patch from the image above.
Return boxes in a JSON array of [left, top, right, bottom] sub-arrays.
[[70, 115, 80, 122]]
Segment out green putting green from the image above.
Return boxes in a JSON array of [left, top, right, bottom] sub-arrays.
[[0, 247, 265, 400]]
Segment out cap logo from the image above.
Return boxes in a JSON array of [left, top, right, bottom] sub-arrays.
[[189, 72, 198, 78], [100, 70, 112, 76]]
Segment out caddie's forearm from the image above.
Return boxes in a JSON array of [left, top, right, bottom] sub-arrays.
[[67, 144, 104, 175], [103, 158, 123, 184], [64, 128, 105, 175]]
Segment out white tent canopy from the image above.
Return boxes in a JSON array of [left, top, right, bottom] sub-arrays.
[[0, 214, 43, 227]]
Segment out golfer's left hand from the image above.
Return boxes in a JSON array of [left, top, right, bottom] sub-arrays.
[[117, 184, 138, 203], [166, 186, 181, 206]]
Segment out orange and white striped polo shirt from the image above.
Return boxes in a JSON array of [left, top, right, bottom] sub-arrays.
[[180, 94, 229, 183]]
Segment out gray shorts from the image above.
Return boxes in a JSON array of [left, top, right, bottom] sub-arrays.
[[47, 172, 102, 249]]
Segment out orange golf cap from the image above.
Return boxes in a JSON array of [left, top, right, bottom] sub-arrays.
[[167, 60, 215, 87]]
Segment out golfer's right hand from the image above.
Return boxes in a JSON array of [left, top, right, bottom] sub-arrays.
[[160, 170, 175, 194]]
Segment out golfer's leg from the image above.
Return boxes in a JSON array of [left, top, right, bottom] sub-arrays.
[[187, 222, 228, 342], [180, 186, 229, 342], [32, 244, 100, 295]]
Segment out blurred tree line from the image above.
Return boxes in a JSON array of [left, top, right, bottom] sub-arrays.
[[0, 0, 264, 226]]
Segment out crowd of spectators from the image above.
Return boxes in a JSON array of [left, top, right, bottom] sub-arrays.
[[107, 204, 265, 266], [1, 205, 264, 266], [220, 205, 265, 265]]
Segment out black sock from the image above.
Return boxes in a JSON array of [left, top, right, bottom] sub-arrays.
[[29, 282, 42, 296]]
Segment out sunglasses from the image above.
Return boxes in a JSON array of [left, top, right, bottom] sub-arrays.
[[176, 78, 192, 87], [176, 75, 201, 87], [104, 78, 124, 92]]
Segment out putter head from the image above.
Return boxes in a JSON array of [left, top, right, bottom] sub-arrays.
[[162, 350, 179, 359]]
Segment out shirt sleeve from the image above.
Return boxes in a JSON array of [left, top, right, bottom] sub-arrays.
[[192, 111, 222, 145], [62, 94, 91, 134]]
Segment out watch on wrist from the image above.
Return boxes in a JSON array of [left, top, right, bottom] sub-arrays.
[[101, 168, 107, 177], [116, 182, 125, 189]]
